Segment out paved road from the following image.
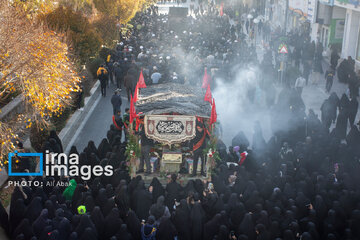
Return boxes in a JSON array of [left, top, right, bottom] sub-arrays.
[[70, 84, 130, 153]]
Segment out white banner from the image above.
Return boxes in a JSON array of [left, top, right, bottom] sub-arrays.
[[144, 115, 196, 145]]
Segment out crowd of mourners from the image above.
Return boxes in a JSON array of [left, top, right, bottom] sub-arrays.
[[2, 1, 360, 240]]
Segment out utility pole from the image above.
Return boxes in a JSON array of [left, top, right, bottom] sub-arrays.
[[280, 0, 289, 86], [284, 0, 289, 34]]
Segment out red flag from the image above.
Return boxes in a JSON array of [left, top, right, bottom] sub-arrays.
[[204, 84, 212, 103], [129, 96, 136, 124], [201, 67, 210, 89], [133, 83, 139, 102], [239, 151, 248, 166], [220, 2, 224, 16], [210, 98, 217, 125], [138, 69, 147, 88]]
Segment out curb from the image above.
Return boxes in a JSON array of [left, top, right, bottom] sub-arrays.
[[59, 81, 100, 152], [0, 95, 23, 121]]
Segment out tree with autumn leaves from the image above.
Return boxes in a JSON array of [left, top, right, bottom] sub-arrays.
[[42, 0, 156, 63], [0, 0, 154, 170], [0, 0, 81, 169]]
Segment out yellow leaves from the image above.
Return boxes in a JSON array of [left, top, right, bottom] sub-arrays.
[[92, 0, 153, 24], [0, 0, 81, 166]]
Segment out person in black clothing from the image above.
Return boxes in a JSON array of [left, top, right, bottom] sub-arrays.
[[76, 83, 84, 110], [111, 89, 122, 115], [330, 48, 340, 69], [348, 97, 358, 126], [302, 60, 311, 85], [320, 99, 334, 129], [113, 62, 122, 89], [122, 108, 130, 142], [191, 121, 208, 177], [49, 130, 63, 153], [138, 125, 153, 174], [325, 66, 335, 93], [337, 56, 354, 84], [107, 60, 114, 85], [165, 174, 182, 211], [348, 71, 360, 99], [226, 146, 238, 163], [112, 110, 124, 138], [98, 66, 109, 97]]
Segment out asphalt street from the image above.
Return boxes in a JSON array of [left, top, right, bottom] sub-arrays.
[[71, 84, 129, 153]]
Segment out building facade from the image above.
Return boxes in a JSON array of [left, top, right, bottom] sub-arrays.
[[334, 0, 360, 66], [265, 0, 360, 68]]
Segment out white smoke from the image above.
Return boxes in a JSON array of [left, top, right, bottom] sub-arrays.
[[213, 65, 273, 147]]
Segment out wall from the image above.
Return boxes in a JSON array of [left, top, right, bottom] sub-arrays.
[[341, 9, 360, 59], [329, 18, 345, 44]]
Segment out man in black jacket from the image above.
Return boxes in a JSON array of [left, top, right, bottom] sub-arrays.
[[111, 89, 122, 115], [138, 125, 153, 174], [191, 121, 208, 177]]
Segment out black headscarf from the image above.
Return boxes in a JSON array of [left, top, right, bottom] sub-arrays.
[[133, 180, 152, 220], [90, 206, 104, 237], [283, 229, 295, 240], [115, 184, 130, 219], [58, 218, 72, 240], [44, 200, 56, 219], [165, 177, 182, 210], [79, 227, 98, 240], [230, 202, 246, 229], [74, 214, 97, 238], [68, 232, 78, 240], [12, 218, 33, 240], [150, 177, 165, 204], [203, 213, 222, 240], [256, 210, 269, 228], [216, 225, 230, 240], [84, 195, 95, 213], [90, 177, 103, 199], [52, 208, 65, 230], [96, 188, 108, 211], [87, 141, 99, 157], [238, 213, 255, 239], [125, 210, 142, 240], [156, 217, 177, 240], [255, 223, 270, 240], [190, 202, 205, 240], [98, 138, 111, 160], [105, 184, 115, 198], [103, 198, 116, 217], [32, 209, 50, 237], [150, 195, 166, 220], [69, 146, 79, 156], [114, 224, 132, 240], [25, 197, 43, 224], [104, 208, 123, 239]]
